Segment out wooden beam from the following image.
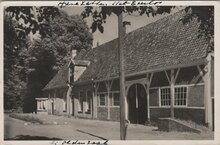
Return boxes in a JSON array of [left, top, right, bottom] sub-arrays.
[[146, 72, 154, 122], [95, 82, 99, 93], [149, 72, 153, 85], [197, 65, 205, 81], [170, 69, 175, 118], [126, 59, 207, 78], [174, 68, 180, 83], [165, 70, 171, 85], [204, 53, 213, 129], [93, 82, 99, 119], [105, 80, 111, 120]]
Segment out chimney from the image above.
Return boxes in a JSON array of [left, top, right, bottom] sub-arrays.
[[122, 22, 127, 36], [71, 49, 77, 59], [97, 41, 99, 47]]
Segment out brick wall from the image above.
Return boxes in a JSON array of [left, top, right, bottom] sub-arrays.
[[97, 107, 108, 120], [149, 89, 159, 106], [110, 107, 120, 121], [188, 85, 204, 107], [150, 108, 171, 121], [150, 108, 205, 124]]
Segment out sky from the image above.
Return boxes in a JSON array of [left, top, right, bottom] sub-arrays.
[[61, 7, 183, 47]]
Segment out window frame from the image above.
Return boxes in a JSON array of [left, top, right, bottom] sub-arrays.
[[159, 87, 171, 107], [110, 91, 120, 107], [98, 93, 107, 107], [159, 85, 188, 107], [174, 86, 188, 107]]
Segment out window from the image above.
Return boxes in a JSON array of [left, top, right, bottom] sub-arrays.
[[110, 92, 120, 106], [160, 86, 188, 107], [69, 67, 74, 83], [174, 87, 187, 106], [160, 88, 171, 106], [98, 93, 107, 106]]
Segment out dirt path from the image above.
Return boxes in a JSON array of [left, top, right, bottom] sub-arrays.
[[4, 114, 214, 140]]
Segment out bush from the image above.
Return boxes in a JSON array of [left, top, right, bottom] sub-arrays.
[[9, 113, 43, 124]]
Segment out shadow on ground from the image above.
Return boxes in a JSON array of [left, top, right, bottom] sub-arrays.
[[5, 135, 62, 140], [77, 130, 108, 140]]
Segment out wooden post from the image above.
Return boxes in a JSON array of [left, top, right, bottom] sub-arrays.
[[204, 53, 212, 128], [170, 69, 175, 118], [146, 73, 153, 122], [92, 84, 95, 120], [93, 82, 99, 119], [118, 12, 126, 140], [165, 69, 179, 119], [67, 87, 72, 115], [105, 81, 110, 120]]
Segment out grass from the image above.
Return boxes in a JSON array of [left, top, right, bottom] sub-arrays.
[[9, 113, 43, 124]]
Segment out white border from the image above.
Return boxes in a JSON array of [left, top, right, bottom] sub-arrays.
[[1, 1, 220, 145]]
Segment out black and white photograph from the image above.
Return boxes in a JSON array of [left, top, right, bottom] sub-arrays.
[[1, 1, 219, 144]]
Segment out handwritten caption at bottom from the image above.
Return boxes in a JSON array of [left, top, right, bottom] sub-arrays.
[[51, 140, 109, 145]]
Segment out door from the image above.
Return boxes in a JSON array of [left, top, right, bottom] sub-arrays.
[[127, 83, 147, 124]]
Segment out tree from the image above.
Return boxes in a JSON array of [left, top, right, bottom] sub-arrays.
[[5, 6, 60, 38], [82, 6, 214, 140], [4, 6, 60, 111], [23, 11, 93, 112], [4, 7, 93, 112], [4, 14, 28, 110]]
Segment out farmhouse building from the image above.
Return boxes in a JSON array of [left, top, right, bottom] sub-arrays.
[[37, 10, 214, 129]]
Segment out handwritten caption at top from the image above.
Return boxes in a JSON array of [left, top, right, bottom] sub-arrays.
[[58, 0, 163, 8]]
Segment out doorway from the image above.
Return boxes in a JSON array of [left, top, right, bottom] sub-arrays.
[[127, 83, 147, 124]]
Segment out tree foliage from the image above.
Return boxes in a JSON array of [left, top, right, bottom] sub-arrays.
[[182, 6, 214, 51], [82, 6, 214, 50], [6, 6, 60, 38], [4, 15, 28, 110], [4, 7, 93, 112]]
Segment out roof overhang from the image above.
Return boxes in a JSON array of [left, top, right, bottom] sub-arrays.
[[42, 85, 68, 91], [69, 59, 90, 67], [93, 58, 207, 83], [73, 79, 93, 85], [36, 98, 48, 100]]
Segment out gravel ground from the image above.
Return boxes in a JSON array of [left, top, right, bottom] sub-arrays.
[[4, 113, 214, 140]]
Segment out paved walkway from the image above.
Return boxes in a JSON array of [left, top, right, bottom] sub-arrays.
[[4, 114, 214, 140]]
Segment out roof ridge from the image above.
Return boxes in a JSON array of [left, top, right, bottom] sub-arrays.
[[125, 8, 185, 36]]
